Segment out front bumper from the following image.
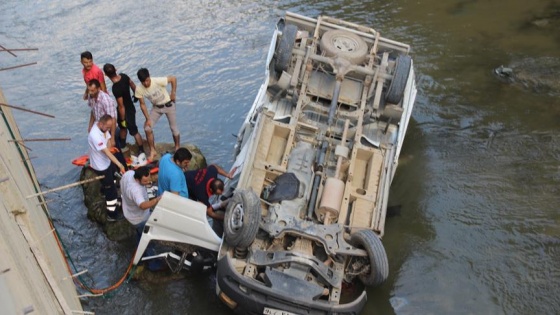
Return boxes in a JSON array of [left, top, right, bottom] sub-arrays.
[[216, 254, 366, 315]]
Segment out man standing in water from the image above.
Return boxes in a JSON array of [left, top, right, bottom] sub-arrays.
[[88, 114, 126, 221], [102, 63, 145, 154], [135, 68, 179, 161]]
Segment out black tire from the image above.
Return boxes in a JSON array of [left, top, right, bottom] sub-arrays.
[[385, 55, 412, 104], [320, 29, 369, 65], [224, 189, 261, 248], [350, 229, 389, 287], [274, 24, 298, 74]]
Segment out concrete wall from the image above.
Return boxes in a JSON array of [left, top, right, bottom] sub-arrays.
[[0, 88, 82, 314]]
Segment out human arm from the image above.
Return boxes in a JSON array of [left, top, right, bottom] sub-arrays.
[[139, 195, 162, 210], [167, 76, 177, 102], [138, 97, 151, 128], [106, 96, 118, 147], [109, 121, 117, 148], [88, 111, 95, 133], [211, 164, 235, 179], [116, 97, 125, 122], [101, 147, 125, 173], [100, 79, 107, 93], [129, 78, 136, 94], [206, 199, 228, 220]]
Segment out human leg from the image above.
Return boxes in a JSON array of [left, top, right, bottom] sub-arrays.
[[145, 108, 163, 160], [119, 126, 128, 148], [94, 165, 120, 220], [126, 109, 144, 153], [164, 104, 180, 151]]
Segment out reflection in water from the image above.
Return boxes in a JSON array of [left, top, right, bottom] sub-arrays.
[[1, 0, 559, 314]]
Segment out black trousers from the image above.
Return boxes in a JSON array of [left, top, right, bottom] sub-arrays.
[[92, 164, 118, 203]]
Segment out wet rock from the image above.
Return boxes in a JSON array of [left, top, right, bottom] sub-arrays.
[[80, 142, 207, 241], [524, 6, 560, 30], [126, 142, 207, 170], [494, 57, 560, 94], [80, 166, 135, 241]]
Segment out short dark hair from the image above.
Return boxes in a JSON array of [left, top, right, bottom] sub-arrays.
[[137, 68, 150, 82], [103, 63, 117, 78], [134, 166, 151, 180], [210, 178, 224, 194], [80, 51, 93, 60], [99, 114, 113, 123], [173, 148, 192, 163], [88, 79, 101, 88]]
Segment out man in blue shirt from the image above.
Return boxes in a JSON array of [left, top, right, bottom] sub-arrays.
[[157, 148, 191, 198]]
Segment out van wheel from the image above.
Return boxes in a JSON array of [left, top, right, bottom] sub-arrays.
[[320, 29, 368, 65], [350, 229, 389, 287], [274, 24, 298, 74], [385, 55, 412, 104], [224, 189, 261, 248]]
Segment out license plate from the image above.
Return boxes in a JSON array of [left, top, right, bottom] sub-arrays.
[[263, 307, 298, 315]]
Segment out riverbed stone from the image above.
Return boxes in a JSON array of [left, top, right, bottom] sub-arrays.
[[494, 57, 560, 94], [80, 142, 207, 241]]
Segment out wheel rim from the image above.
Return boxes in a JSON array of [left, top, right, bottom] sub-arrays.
[[332, 35, 360, 53], [228, 203, 245, 231]]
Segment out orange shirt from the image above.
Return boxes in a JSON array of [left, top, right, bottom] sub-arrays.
[[82, 63, 105, 86]]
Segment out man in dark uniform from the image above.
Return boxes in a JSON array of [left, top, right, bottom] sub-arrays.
[[103, 63, 145, 153], [184, 164, 234, 236]]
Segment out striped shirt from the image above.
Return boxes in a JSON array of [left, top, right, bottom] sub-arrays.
[[88, 90, 117, 121]]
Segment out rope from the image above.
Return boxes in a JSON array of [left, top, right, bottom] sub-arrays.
[[49, 216, 138, 295], [2, 108, 138, 296]]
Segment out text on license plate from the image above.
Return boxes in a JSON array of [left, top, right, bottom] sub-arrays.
[[263, 307, 298, 315]]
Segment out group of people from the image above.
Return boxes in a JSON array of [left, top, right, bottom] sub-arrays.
[[83, 51, 233, 237], [120, 150, 233, 239]]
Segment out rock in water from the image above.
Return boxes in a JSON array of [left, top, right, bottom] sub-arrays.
[[494, 57, 560, 95]]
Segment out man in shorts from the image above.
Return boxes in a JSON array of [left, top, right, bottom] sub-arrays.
[[135, 68, 179, 161], [103, 63, 145, 154]]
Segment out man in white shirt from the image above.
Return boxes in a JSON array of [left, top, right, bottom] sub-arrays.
[[121, 166, 165, 271], [121, 166, 161, 237], [88, 114, 126, 221]]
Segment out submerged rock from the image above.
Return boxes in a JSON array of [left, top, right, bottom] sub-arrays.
[[80, 142, 207, 241], [494, 57, 560, 94]]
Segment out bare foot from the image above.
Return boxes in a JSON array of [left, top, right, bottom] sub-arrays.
[[148, 152, 157, 161]]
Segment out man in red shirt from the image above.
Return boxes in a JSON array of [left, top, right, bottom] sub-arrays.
[[81, 51, 107, 100]]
